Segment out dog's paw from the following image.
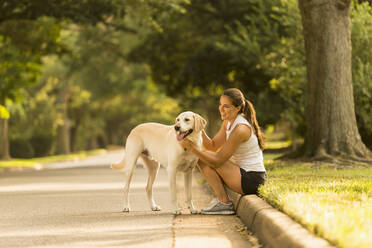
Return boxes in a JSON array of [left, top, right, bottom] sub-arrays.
[[173, 209, 182, 215], [188, 203, 199, 214], [151, 205, 161, 211], [122, 207, 130, 212], [190, 208, 201, 214]]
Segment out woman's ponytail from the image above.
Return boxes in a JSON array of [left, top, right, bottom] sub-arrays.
[[242, 99, 265, 150], [222, 88, 265, 150]]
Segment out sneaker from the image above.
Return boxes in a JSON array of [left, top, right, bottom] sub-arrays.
[[201, 199, 235, 215]]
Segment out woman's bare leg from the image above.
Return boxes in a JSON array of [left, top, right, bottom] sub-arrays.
[[215, 161, 244, 195], [197, 150, 244, 202], [197, 160, 230, 203]]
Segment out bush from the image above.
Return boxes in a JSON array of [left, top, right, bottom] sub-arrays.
[[10, 138, 34, 158], [30, 134, 54, 157]]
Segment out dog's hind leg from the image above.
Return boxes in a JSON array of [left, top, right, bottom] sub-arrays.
[[122, 160, 137, 212], [121, 136, 142, 212], [140, 154, 161, 211]]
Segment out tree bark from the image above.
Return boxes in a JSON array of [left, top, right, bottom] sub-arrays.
[[290, 122, 298, 152], [0, 117, 11, 160], [298, 0, 371, 161]]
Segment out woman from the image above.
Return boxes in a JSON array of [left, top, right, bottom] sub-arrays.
[[179, 88, 266, 215]]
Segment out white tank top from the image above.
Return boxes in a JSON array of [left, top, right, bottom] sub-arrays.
[[226, 114, 265, 172]]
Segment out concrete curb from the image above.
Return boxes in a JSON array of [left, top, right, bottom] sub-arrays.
[[226, 188, 335, 248]]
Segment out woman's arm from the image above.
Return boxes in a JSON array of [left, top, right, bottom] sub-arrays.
[[181, 124, 251, 168], [202, 121, 227, 152]]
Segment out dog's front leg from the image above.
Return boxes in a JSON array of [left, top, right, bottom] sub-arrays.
[[168, 168, 181, 215], [184, 170, 199, 214]]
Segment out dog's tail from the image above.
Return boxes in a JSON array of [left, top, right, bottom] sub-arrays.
[[111, 134, 142, 171], [111, 156, 126, 170]]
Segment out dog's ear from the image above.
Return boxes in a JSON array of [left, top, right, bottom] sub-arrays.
[[193, 113, 207, 132]]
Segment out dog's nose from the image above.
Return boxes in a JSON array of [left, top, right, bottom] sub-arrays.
[[174, 125, 180, 131]]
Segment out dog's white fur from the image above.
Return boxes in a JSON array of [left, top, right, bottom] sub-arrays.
[[111, 111, 207, 214]]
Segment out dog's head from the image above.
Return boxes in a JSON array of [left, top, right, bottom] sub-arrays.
[[174, 111, 207, 141]]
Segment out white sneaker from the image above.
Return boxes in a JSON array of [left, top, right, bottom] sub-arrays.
[[201, 199, 235, 215]]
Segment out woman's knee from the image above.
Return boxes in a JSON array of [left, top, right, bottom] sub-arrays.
[[197, 160, 214, 173], [197, 160, 206, 169]]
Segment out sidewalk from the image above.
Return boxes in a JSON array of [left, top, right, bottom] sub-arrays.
[[0, 151, 262, 248], [225, 188, 335, 248]]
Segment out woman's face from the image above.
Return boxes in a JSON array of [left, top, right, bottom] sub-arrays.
[[219, 95, 240, 121]]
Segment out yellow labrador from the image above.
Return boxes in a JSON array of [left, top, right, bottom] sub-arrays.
[[111, 111, 207, 214]]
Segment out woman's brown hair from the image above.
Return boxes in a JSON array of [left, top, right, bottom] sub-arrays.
[[222, 88, 265, 150]]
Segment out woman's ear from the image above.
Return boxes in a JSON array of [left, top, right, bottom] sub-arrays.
[[193, 113, 207, 132], [237, 106, 242, 113]]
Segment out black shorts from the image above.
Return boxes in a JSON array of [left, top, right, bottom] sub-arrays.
[[240, 168, 266, 195]]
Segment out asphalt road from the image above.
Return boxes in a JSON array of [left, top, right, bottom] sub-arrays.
[[0, 151, 260, 248]]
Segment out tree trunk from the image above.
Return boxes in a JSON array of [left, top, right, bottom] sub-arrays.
[[290, 122, 298, 152], [298, 0, 371, 161], [56, 86, 70, 155], [0, 117, 11, 160]]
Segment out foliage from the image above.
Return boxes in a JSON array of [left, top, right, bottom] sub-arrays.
[[261, 151, 372, 248], [9, 138, 34, 158], [261, 0, 306, 136], [63, 24, 181, 148], [0, 17, 65, 55], [8, 71, 60, 156], [0, 0, 125, 26], [351, 2, 372, 148], [8, 21, 181, 157], [0, 104, 9, 119], [128, 0, 286, 127], [0, 35, 42, 104], [0, 0, 135, 107]]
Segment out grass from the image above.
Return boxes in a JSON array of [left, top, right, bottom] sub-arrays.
[[261, 142, 372, 248], [264, 140, 292, 150], [0, 149, 107, 169]]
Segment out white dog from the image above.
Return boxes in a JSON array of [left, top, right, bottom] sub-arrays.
[[111, 111, 207, 214]]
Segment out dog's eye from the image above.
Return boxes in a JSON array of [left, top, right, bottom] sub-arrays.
[[176, 118, 180, 122], [185, 118, 190, 122]]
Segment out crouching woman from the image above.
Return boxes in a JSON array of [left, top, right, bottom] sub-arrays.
[[179, 88, 266, 215]]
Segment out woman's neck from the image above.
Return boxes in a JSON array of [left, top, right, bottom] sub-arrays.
[[227, 114, 239, 130]]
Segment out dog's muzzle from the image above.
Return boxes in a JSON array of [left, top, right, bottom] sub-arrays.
[[176, 128, 193, 141]]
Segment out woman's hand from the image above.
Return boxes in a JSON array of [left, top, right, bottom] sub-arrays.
[[178, 138, 194, 151]]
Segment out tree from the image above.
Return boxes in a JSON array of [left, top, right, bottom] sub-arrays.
[[0, 104, 10, 159], [298, 0, 371, 162], [0, 34, 42, 159], [8, 73, 60, 158], [0, 1, 124, 159], [128, 0, 286, 135]]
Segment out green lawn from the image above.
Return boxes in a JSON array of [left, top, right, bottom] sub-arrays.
[[261, 148, 372, 248], [0, 149, 107, 169]]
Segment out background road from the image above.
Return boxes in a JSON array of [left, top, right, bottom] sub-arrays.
[[0, 151, 260, 248]]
